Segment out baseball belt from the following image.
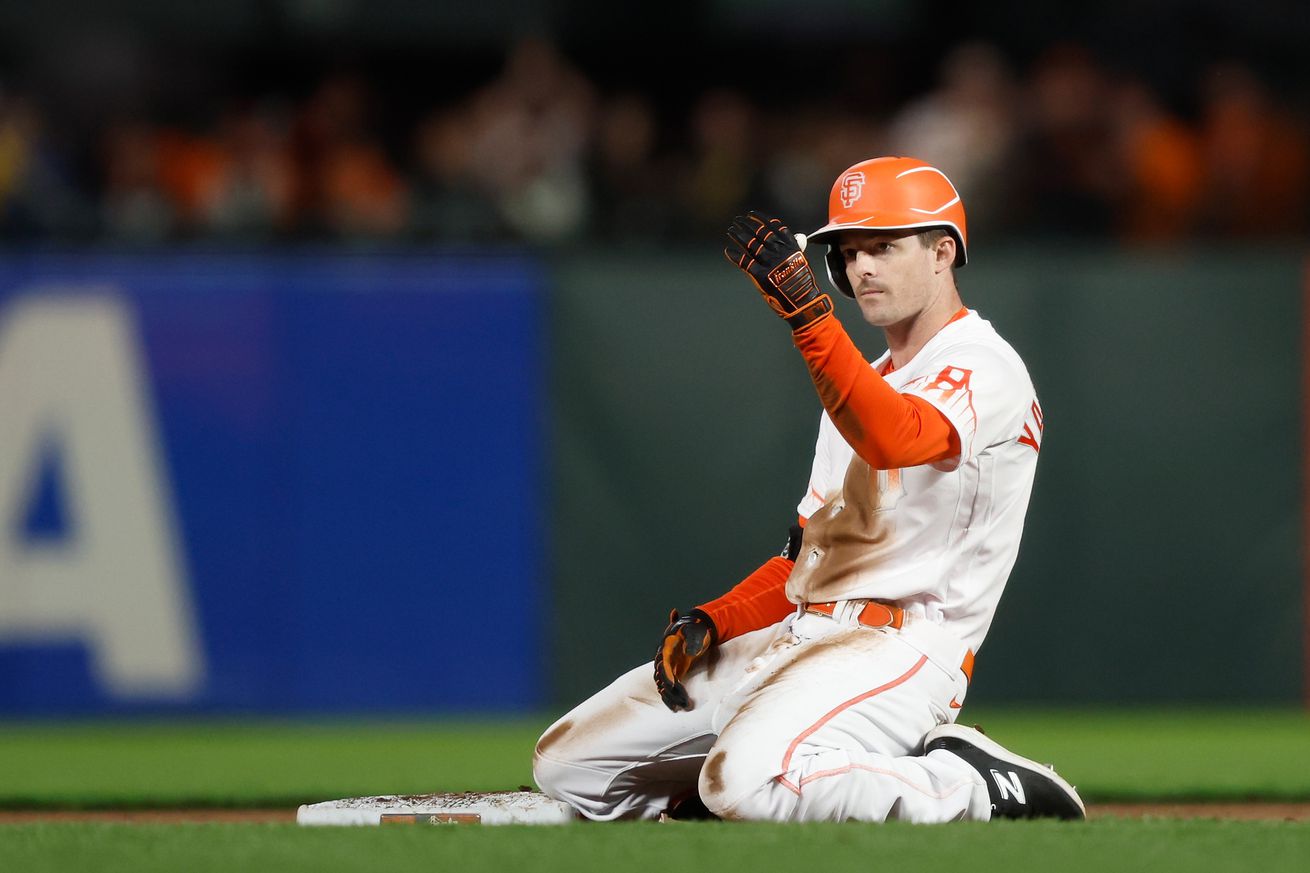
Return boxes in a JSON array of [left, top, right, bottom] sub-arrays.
[[805, 599, 904, 629], [803, 600, 975, 684]]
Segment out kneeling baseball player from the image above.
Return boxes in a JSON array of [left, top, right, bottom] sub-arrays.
[[533, 156, 1084, 823]]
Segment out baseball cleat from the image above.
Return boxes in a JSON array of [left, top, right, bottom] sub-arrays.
[[923, 724, 1086, 821]]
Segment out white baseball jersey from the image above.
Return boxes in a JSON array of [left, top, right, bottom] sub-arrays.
[[790, 310, 1042, 653], [536, 309, 1052, 826]]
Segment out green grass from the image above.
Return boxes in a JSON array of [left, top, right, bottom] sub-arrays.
[[1, 820, 1308, 873], [1, 707, 1308, 808], [948, 707, 1310, 801], [0, 718, 552, 808], [3, 708, 1310, 873]]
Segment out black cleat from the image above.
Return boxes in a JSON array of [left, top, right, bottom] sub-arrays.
[[923, 724, 1086, 821], [661, 793, 718, 822]]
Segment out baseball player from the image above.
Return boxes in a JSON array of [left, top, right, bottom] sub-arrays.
[[533, 156, 1084, 823]]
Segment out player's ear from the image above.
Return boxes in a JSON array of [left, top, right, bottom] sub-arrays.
[[933, 235, 956, 274]]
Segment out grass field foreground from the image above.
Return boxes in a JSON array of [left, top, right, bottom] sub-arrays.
[[1, 707, 1308, 807], [2, 819, 1308, 873]]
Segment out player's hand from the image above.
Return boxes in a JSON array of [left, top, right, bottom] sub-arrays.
[[654, 608, 718, 711], [725, 211, 833, 331]]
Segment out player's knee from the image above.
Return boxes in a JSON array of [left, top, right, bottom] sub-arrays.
[[698, 746, 791, 821], [532, 716, 634, 815], [531, 717, 581, 800], [531, 749, 559, 798], [532, 739, 606, 815], [696, 748, 739, 818], [534, 723, 659, 821]]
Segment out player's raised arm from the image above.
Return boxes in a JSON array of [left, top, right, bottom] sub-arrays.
[[724, 212, 959, 471]]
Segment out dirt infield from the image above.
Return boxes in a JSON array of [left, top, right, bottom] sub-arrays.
[[0, 804, 1308, 824]]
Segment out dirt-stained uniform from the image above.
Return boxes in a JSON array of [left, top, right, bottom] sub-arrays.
[[533, 157, 1081, 824]]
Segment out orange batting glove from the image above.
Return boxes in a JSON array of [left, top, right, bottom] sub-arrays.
[[653, 609, 718, 711], [725, 211, 833, 331]]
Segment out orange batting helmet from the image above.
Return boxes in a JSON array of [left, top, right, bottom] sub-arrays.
[[807, 156, 968, 298]]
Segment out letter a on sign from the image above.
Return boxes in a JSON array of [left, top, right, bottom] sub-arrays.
[[0, 292, 204, 698]]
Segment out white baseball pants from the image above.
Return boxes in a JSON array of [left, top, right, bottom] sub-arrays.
[[532, 607, 992, 823]]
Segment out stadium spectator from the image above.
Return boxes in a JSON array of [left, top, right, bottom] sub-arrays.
[[1009, 45, 1119, 237], [1195, 63, 1309, 237], [886, 42, 1019, 232], [587, 93, 677, 242], [0, 37, 1306, 247], [1107, 78, 1204, 242], [101, 121, 174, 243]]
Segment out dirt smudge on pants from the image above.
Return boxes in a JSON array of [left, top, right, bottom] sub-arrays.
[[702, 749, 727, 797], [535, 719, 574, 755]]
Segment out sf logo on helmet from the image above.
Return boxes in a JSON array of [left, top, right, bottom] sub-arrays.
[[839, 171, 866, 208]]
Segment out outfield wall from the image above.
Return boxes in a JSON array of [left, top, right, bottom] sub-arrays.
[[0, 246, 1302, 714], [548, 245, 1306, 706]]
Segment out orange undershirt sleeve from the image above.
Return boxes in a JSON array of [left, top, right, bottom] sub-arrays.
[[695, 556, 796, 643], [792, 315, 960, 470]]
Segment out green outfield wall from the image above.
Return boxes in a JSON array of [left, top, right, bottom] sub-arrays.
[[548, 245, 1306, 707]]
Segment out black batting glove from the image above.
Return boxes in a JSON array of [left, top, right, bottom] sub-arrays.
[[653, 608, 718, 711], [725, 211, 833, 331]]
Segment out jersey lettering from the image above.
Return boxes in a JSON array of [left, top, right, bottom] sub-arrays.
[[1017, 400, 1044, 453], [928, 366, 973, 402]]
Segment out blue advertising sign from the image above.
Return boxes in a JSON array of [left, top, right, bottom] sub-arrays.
[[0, 253, 544, 713]]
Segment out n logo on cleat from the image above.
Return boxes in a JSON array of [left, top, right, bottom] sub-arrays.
[[990, 769, 1026, 804]]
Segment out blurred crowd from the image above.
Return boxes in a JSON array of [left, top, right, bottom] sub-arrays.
[[1, 38, 1307, 247]]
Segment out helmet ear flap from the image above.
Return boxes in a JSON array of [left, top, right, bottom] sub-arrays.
[[824, 247, 854, 298]]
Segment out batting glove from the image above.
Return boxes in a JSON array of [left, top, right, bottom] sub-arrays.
[[725, 211, 833, 331], [654, 608, 718, 711]]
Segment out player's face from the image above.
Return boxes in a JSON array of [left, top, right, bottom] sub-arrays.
[[839, 230, 943, 329]]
